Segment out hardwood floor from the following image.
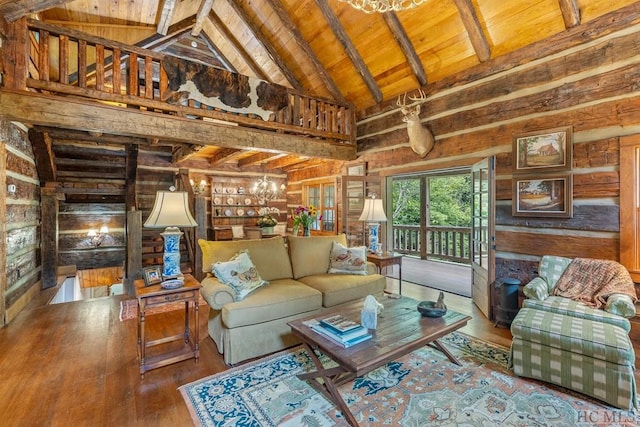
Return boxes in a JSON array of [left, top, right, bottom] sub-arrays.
[[0, 279, 511, 426]]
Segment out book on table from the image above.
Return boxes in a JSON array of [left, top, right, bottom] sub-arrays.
[[319, 314, 362, 334], [304, 318, 372, 348]]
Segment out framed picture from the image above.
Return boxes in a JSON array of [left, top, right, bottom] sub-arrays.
[[513, 126, 572, 172], [142, 265, 163, 286], [512, 174, 573, 218], [347, 162, 366, 176]]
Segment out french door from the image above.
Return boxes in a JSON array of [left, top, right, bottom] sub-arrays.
[[471, 157, 495, 318]]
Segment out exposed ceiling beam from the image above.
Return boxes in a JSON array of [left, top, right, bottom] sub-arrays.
[[137, 17, 195, 50], [558, 0, 581, 28], [314, 0, 383, 103], [0, 91, 356, 161], [225, 0, 304, 91], [382, 12, 427, 87], [207, 11, 268, 81], [0, 0, 73, 22], [173, 144, 206, 163], [451, 0, 491, 63], [238, 152, 285, 167], [192, 0, 216, 37], [28, 129, 56, 183], [209, 148, 243, 166], [266, 154, 311, 170], [266, 0, 347, 104], [156, 0, 178, 36], [35, 127, 148, 145]]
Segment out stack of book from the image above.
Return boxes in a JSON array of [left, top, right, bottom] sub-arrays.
[[305, 314, 372, 348]]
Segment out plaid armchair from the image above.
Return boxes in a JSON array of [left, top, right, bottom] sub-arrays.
[[509, 255, 638, 410]]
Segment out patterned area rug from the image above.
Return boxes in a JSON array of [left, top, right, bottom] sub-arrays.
[[119, 297, 207, 321], [179, 332, 639, 426]]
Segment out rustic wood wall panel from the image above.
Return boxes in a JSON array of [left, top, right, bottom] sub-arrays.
[[0, 119, 41, 322], [354, 23, 640, 283]]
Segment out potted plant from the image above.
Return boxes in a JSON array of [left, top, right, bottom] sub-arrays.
[[291, 205, 322, 236], [257, 207, 278, 234]]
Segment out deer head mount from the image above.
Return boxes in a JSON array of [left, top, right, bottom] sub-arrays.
[[397, 88, 435, 158]]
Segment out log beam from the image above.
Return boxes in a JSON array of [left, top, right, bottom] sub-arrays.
[[0, 90, 356, 160], [558, 0, 581, 29], [191, 0, 215, 37], [157, 0, 178, 36], [383, 12, 427, 87], [28, 129, 56, 183], [40, 185, 58, 289], [451, 0, 491, 63], [0, 0, 73, 22]]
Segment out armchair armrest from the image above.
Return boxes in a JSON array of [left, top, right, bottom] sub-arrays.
[[522, 277, 549, 300], [200, 276, 236, 310], [366, 261, 378, 275]]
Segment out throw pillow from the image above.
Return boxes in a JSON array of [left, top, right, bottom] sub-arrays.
[[328, 242, 368, 275], [604, 293, 637, 318], [212, 250, 268, 300]]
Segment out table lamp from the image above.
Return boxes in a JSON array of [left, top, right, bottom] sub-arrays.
[[359, 195, 387, 254], [144, 187, 197, 279]]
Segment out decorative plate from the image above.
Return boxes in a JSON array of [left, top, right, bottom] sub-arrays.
[[160, 279, 184, 290], [245, 198, 252, 205], [237, 208, 245, 216], [214, 187, 223, 194], [213, 197, 221, 204], [246, 209, 255, 216], [226, 187, 236, 194], [224, 208, 233, 216], [227, 197, 235, 205]]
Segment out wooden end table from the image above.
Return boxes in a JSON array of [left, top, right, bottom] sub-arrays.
[[134, 274, 202, 378], [367, 252, 403, 294], [289, 296, 470, 426]]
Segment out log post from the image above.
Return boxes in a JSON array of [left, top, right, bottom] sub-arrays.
[[125, 210, 142, 295], [2, 17, 28, 90], [40, 185, 58, 289], [194, 195, 207, 282]]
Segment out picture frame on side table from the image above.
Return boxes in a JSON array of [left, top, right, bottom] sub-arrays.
[[512, 174, 573, 218], [513, 126, 572, 173], [142, 265, 163, 286]]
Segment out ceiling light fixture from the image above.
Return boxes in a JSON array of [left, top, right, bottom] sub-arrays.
[[339, 0, 426, 13], [250, 175, 285, 205]]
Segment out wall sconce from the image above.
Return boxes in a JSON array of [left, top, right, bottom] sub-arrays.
[[190, 178, 207, 195], [87, 225, 109, 247]]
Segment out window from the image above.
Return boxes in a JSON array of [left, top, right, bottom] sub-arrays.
[[303, 179, 336, 234]]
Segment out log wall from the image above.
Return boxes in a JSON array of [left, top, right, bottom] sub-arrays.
[[352, 20, 640, 285], [0, 118, 41, 325]]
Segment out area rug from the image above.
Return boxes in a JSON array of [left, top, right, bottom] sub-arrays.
[[119, 297, 207, 321], [179, 332, 639, 426]]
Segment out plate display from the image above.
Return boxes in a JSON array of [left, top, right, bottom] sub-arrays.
[[160, 279, 184, 289], [246, 209, 255, 216], [213, 197, 221, 204], [237, 208, 245, 216], [227, 197, 235, 205], [224, 208, 233, 216], [226, 187, 236, 194], [214, 187, 223, 194], [245, 198, 252, 205]]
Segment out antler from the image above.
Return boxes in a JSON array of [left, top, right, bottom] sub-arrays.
[[397, 88, 427, 108]]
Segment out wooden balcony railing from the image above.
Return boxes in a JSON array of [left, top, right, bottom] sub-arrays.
[[22, 19, 354, 143], [392, 225, 471, 264]]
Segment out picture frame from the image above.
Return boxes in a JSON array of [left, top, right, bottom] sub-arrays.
[[512, 174, 573, 218], [513, 126, 572, 173], [142, 265, 163, 286], [347, 162, 366, 176]]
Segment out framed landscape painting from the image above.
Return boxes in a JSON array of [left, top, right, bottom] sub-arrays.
[[513, 126, 572, 173], [512, 174, 573, 218]]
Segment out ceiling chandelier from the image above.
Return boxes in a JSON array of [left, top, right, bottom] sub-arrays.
[[251, 175, 285, 205], [339, 0, 426, 13]]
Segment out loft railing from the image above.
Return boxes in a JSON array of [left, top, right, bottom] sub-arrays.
[[22, 19, 354, 143], [392, 224, 471, 264]]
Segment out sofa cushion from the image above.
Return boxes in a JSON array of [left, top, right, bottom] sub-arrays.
[[297, 273, 386, 307], [221, 278, 322, 328], [538, 255, 572, 291], [605, 294, 637, 318], [198, 236, 293, 281], [288, 234, 347, 279], [328, 242, 367, 275], [523, 296, 631, 332], [212, 250, 267, 301], [511, 307, 635, 366]]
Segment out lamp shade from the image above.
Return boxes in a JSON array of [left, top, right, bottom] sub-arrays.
[[144, 190, 197, 228], [358, 198, 388, 222]]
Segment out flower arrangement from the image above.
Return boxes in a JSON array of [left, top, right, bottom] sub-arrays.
[[291, 205, 322, 230], [256, 207, 278, 228]]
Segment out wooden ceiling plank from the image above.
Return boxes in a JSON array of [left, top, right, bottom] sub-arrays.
[[199, 31, 236, 72], [173, 144, 206, 163], [451, 0, 491, 63], [558, 0, 581, 29], [207, 11, 267, 80], [0, 0, 73, 22], [266, 0, 347, 104], [314, 0, 383, 103], [267, 154, 310, 169], [156, 0, 178, 36], [0, 91, 356, 161], [382, 12, 427, 87], [28, 129, 57, 183], [137, 17, 195, 50], [209, 147, 243, 166], [192, 0, 216, 37], [238, 152, 285, 167], [225, 0, 304, 91]]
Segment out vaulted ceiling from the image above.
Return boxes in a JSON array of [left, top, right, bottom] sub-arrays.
[[2, 0, 637, 115]]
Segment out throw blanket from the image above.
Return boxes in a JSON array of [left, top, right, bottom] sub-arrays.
[[552, 258, 637, 308]]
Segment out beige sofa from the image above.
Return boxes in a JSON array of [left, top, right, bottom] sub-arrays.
[[198, 234, 387, 365]]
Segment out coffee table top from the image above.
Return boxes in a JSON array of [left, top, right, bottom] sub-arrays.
[[288, 295, 471, 376]]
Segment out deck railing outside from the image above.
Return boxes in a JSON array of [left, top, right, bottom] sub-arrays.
[[23, 19, 354, 142], [392, 224, 471, 264]]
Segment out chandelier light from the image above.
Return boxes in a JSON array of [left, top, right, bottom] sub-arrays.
[[339, 0, 426, 13], [251, 175, 285, 205]]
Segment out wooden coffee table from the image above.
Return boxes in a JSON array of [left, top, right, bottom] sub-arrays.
[[288, 296, 471, 427]]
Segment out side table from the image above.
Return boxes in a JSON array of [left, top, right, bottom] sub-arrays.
[[367, 252, 403, 294], [135, 274, 202, 378]]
